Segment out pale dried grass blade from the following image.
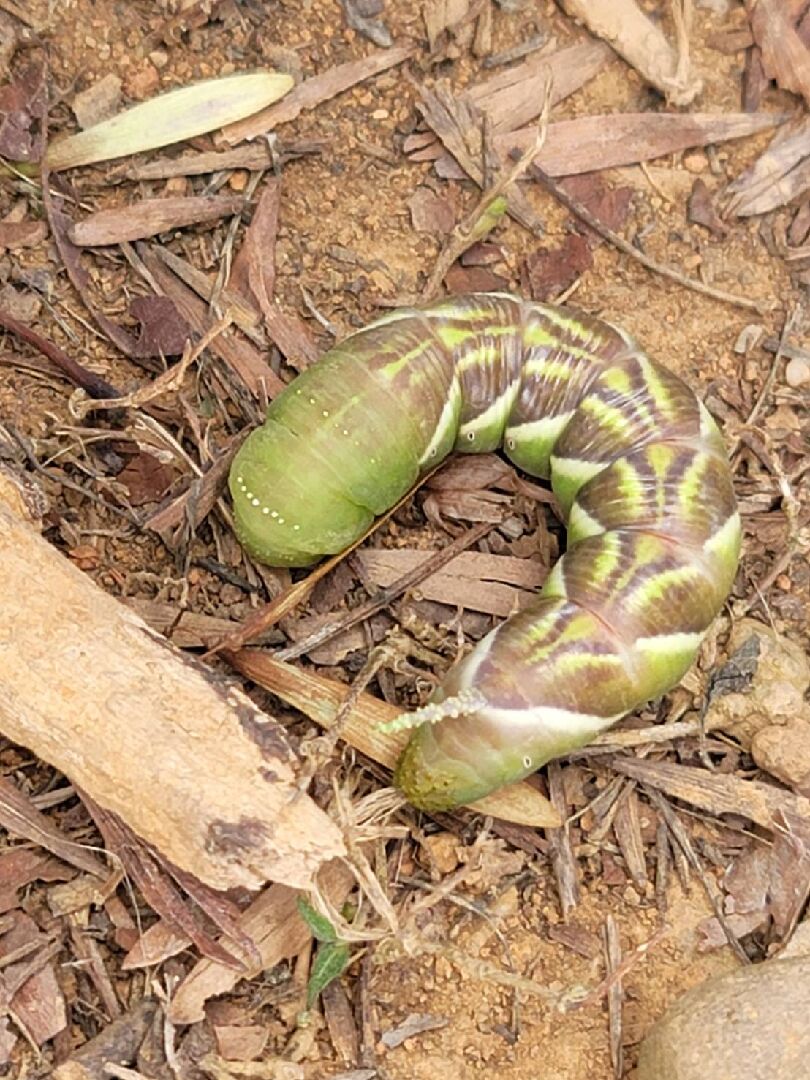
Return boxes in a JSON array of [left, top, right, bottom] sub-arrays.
[[47, 71, 294, 172], [228, 650, 561, 828]]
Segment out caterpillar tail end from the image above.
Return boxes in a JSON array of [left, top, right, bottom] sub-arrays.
[[391, 689, 501, 813]]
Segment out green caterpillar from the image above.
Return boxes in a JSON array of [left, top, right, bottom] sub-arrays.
[[229, 294, 741, 812]]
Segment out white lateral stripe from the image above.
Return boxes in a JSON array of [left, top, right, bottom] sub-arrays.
[[475, 703, 624, 737], [507, 410, 574, 444], [550, 454, 606, 486], [703, 510, 741, 557], [567, 501, 605, 538], [418, 379, 461, 465], [635, 631, 704, 655], [458, 382, 520, 438]]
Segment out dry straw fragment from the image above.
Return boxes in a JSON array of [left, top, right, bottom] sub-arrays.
[[47, 71, 293, 171]]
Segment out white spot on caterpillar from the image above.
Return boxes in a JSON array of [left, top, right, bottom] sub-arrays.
[[262, 507, 270, 515], [293, 524, 301, 531], [236, 475, 244, 484], [343, 429, 350, 436], [246, 491, 254, 500], [278, 517, 285, 525], [309, 397, 316, 405], [459, 381, 520, 444], [522, 755, 532, 769], [322, 410, 329, 417], [251, 498, 260, 507], [271, 511, 278, 518]]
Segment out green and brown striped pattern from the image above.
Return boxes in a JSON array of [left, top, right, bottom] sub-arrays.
[[230, 294, 741, 811]]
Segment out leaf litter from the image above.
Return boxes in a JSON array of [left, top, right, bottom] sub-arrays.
[[1, 1, 809, 1078]]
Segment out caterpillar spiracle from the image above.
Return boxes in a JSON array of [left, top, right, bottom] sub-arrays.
[[229, 294, 741, 812]]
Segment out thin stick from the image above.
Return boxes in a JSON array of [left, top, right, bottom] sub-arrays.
[[275, 520, 495, 661], [530, 163, 771, 314]]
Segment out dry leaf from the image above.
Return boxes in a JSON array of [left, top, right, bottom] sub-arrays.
[[559, 0, 701, 106], [747, 0, 810, 108], [48, 70, 294, 171], [725, 115, 810, 216]]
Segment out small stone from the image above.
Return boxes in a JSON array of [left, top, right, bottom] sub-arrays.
[[421, 832, 461, 875], [683, 150, 709, 173], [371, 108, 389, 119], [704, 618, 810, 747], [72, 73, 122, 129], [637, 956, 810, 1080], [126, 61, 160, 100], [785, 355, 810, 387], [751, 719, 810, 795], [149, 49, 169, 69]]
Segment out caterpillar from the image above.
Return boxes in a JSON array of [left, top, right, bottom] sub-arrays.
[[229, 294, 741, 812]]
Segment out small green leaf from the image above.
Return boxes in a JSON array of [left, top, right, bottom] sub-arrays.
[[297, 897, 337, 943], [306, 941, 351, 1008], [465, 195, 509, 244]]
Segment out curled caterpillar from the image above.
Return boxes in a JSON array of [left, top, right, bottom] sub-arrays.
[[229, 294, 741, 811]]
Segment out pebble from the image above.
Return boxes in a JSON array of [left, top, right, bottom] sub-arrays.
[[785, 355, 810, 387], [751, 718, 810, 795], [637, 956, 810, 1080], [683, 150, 709, 173]]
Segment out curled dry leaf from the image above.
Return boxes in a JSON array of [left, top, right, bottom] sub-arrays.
[[747, 0, 810, 108], [558, 0, 702, 106], [725, 116, 810, 216], [47, 70, 294, 171]]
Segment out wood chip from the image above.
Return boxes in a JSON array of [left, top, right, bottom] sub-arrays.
[[747, 0, 810, 108], [69, 195, 245, 246], [558, 0, 701, 106], [222, 45, 414, 145], [354, 547, 543, 617]]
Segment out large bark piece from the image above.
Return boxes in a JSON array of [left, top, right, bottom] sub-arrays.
[[0, 472, 344, 892]]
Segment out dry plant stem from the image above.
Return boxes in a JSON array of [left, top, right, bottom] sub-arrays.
[[0, 307, 120, 400], [275, 521, 495, 661], [70, 312, 235, 419], [0, 469, 344, 892], [604, 914, 623, 1080], [420, 101, 551, 301], [564, 925, 666, 1013], [643, 785, 750, 965], [530, 163, 770, 313]]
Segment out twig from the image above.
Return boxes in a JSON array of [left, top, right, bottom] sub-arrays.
[[643, 785, 750, 965], [530, 163, 772, 313], [0, 307, 120, 400], [275, 520, 495, 661], [70, 312, 235, 419]]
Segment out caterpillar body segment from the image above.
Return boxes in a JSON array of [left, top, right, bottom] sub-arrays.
[[229, 294, 741, 811]]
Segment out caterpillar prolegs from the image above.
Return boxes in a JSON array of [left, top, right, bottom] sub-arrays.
[[229, 294, 741, 812]]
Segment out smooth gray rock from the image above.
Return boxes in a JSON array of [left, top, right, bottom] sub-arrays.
[[637, 956, 810, 1080]]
